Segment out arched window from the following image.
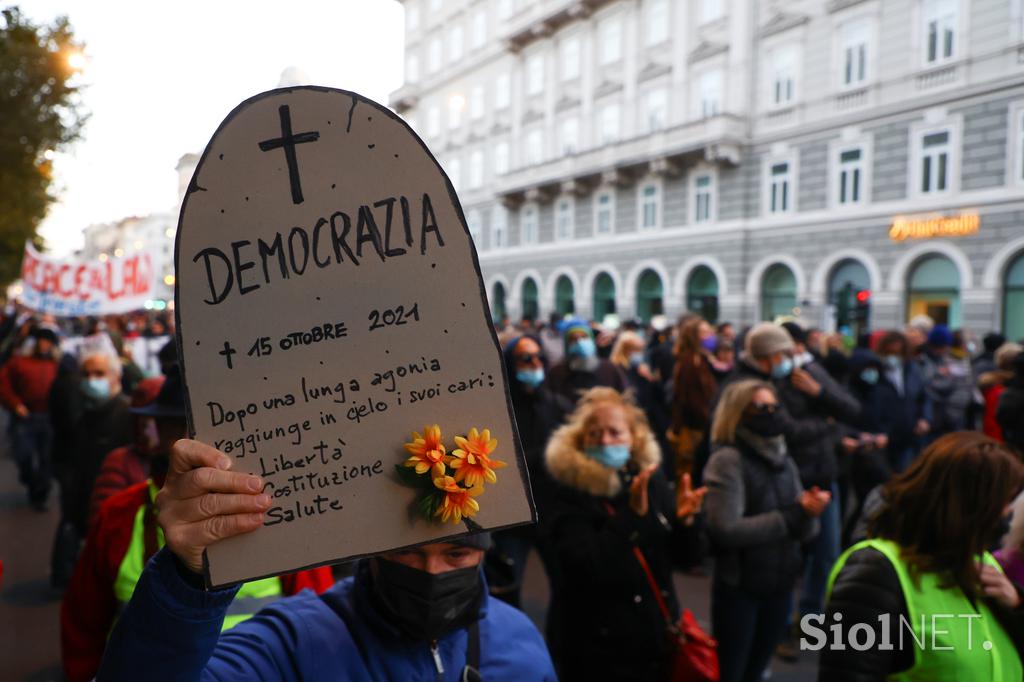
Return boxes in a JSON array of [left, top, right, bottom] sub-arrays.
[[555, 275, 575, 316], [592, 272, 617, 321], [828, 259, 871, 334], [1004, 252, 1024, 341], [761, 264, 797, 321], [520, 277, 539, 322], [491, 282, 507, 323], [686, 266, 719, 323], [635, 269, 665, 323], [907, 255, 960, 327]]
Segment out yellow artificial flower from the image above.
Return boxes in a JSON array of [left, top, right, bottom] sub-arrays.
[[451, 427, 506, 487], [433, 476, 483, 524], [403, 424, 448, 477]]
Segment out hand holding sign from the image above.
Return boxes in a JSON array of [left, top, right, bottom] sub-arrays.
[[175, 87, 533, 586]]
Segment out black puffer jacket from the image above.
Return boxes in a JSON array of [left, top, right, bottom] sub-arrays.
[[704, 436, 817, 595], [822, 546, 1024, 680]]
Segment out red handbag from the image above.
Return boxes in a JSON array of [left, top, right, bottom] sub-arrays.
[[604, 501, 719, 682], [629, 544, 720, 682]]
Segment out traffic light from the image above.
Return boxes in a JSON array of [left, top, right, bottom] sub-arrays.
[[854, 290, 871, 328]]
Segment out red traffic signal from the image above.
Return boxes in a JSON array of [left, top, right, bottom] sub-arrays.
[[855, 290, 871, 304]]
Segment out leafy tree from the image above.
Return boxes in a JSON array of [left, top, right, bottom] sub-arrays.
[[0, 6, 87, 286]]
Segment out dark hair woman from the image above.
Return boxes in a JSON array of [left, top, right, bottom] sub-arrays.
[[668, 317, 719, 483], [822, 432, 1024, 680]]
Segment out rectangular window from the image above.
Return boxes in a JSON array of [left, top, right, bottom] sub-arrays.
[[646, 0, 669, 46], [525, 129, 543, 165], [598, 103, 621, 145], [467, 210, 482, 245], [427, 105, 441, 137], [696, 71, 722, 118], [448, 95, 463, 129], [495, 72, 511, 110], [769, 161, 792, 213], [644, 89, 668, 133], [640, 184, 660, 229], [595, 192, 614, 234], [700, 0, 723, 23], [560, 117, 579, 154], [556, 199, 574, 240], [923, 0, 956, 65], [447, 157, 461, 191], [469, 150, 484, 189], [600, 17, 623, 65], [526, 53, 544, 96], [449, 25, 464, 63], [839, 21, 870, 87], [494, 141, 509, 174], [694, 174, 713, 222], [498, 0, 514, 20], [406, 55, 419, 83], [429, 0, 441, 11], [837, 147, 863, 204], [561, 36, 580, 81], [920, 129, 951, 193], [521, 205, 538, 244], [470, 86, 485, 120], [492, 206, 507, 248], [1018, 111, 1024, 182], [770, 46, 798, 107], [429, 38, 442, 73], [471, 9, 487, 49], [406, 2, 420, 31]]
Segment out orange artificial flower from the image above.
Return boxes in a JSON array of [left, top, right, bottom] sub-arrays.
[[433, 476, 483, 524], [403, 424, 449, 477], [451, 427, 506, 487]]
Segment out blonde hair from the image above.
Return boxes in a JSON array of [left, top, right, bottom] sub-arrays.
[[610, 331, 645, 369], [710, 379, 774, 444], [563, 387, 653, 455]]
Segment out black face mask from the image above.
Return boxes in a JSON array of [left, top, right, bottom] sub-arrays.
[[744, 411, 785, 438], [372, 558, 483, 642]]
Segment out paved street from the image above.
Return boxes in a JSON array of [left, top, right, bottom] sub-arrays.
[[0, 410, 815, 681]]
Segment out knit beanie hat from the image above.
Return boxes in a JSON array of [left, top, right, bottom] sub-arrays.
[[745, 323, 795, 359], [927, 324, 953, 348]]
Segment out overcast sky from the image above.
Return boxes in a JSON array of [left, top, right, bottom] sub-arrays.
[[21, 0, 405, 255]]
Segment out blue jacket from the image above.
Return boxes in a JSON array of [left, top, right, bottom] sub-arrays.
[[99, 549, 556, 681]]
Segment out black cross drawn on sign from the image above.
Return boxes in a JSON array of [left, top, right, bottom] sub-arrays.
[[258, 104, 320, 205]]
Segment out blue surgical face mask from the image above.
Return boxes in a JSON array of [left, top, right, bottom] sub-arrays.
[[883, 355, 902, 371], [568, 337, 597, 359], [860, 368, 879, 385], [701, 336, 718, 353], [628, 352, 644, 368], [584, 444, 631, 469], [771, 357, 794, 379], [515, 367, 545, 388], [82, 376, 111, 399]]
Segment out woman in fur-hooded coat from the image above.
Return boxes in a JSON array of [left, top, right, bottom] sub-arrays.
[[541, 387, 705, 682]]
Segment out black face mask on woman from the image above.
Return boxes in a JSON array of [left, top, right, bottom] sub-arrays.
[[371, 558, 483, 641], [744, 411, 786, 438]]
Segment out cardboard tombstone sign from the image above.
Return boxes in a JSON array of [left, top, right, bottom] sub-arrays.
[[175, 87, 534, 587]]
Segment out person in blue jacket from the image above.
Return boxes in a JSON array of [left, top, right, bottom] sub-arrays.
[[97, 439, 557, 681]]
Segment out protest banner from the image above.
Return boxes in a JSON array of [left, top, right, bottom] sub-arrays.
[[175, 86, 534, 587], [17, 243, 160, 316]]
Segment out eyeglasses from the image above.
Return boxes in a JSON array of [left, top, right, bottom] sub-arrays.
[[515, 353, 542, 364], [750, 402, 778, 414]]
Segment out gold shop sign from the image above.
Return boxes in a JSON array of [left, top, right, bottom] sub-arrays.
[[888, 213, 980, 242]]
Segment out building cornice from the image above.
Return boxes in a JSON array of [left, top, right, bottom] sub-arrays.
[[758, 12, 811, 40]]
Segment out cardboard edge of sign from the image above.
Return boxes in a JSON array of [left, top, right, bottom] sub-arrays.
[[169, 85, 537, 588]]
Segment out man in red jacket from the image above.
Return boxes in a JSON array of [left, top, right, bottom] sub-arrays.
[[60, 366, 335, 682], [0, 326, 60, 509]]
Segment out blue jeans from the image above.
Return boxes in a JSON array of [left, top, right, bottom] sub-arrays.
[[798, 482, 841, 616], [11, 413, 53, 503], [712, 582, 792, 682]]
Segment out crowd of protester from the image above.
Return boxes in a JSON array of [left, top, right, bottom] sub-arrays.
[[3, 301, 1024, 681]]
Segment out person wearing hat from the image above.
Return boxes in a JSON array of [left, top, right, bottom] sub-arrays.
[[94, 435, 556, 681], [0, 325, 60, 510], [919, 324, 973, 437], [60, 367, 336, 682], [546, 317, 627, 406], [979, 342, 1023, 443]]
